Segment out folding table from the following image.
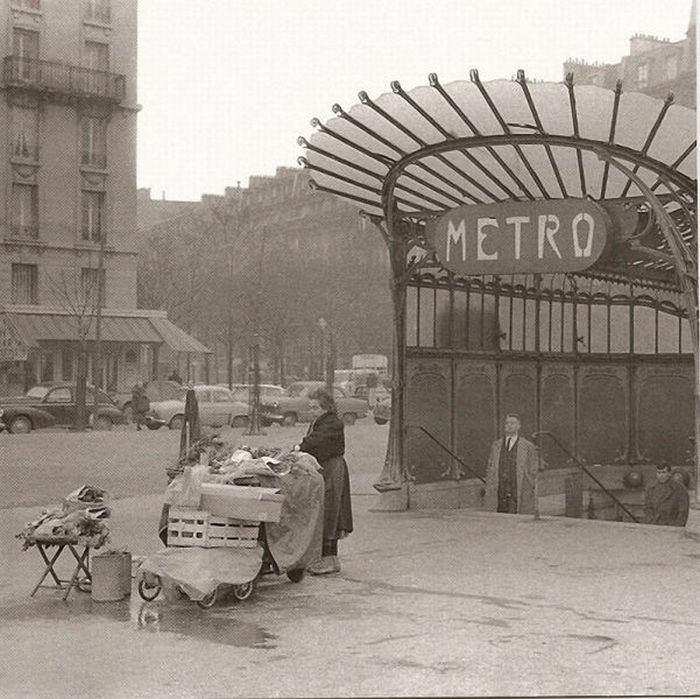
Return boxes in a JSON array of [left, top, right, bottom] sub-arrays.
[[28, 538, 92, 600]]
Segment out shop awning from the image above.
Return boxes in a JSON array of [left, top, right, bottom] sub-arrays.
[[7, 313, 163, 344], [149, 317, 213, 354]]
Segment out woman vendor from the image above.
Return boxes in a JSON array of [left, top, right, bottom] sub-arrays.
[[297, 387, 354, 575]]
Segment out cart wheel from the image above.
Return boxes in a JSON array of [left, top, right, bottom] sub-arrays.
[[196, 588, 218, 609], [232, 581, 255, 601], [287, 569, 305, 583], [138, 577, 162, 602]]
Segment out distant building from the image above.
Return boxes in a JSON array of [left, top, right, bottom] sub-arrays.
[[137, 167, 392, 382], [563, 2, 696, 108], [0, 0, 209, 396]]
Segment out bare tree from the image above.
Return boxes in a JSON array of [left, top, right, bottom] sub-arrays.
[[45, 268, 101, 430]]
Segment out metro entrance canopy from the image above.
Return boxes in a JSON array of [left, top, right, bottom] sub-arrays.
[[299, 71, 698, 506]]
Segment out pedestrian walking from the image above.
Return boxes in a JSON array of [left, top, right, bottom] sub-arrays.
[[297, 387, 353, 575], [483, 413, 540, 515], [644, 463, 689, 526], [132, 382, 150, 431]]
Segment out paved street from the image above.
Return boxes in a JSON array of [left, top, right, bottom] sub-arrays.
[[1, 425, 700, 697]]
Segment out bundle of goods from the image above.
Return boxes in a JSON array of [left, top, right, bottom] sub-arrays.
[[17, 485, 111, 550]]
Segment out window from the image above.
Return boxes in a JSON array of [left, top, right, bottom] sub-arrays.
[[637, 63, 649, 89], [80, 116, 107, 168], [85, 41, 109, 71], [84, 41, 110, 95], [11, 105, 39, 160], [195, 389, 212, 402], [81, 190, 104, 241], [81, 267, 106, 303], [665, 54, 678, 81], [40, 353, 54, 382], [46, 386, 72, 403], [11, 183, 38, 239], [11, 264, 38, 304], [61, 349, 74, 381], [13, 29, 39, 81], [85, 0, 110, 23]]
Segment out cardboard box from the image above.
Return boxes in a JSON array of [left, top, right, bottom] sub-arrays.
[[200, 483, 284, 523]]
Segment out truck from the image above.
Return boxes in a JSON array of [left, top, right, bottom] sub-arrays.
[[351, 354, 388, 375]]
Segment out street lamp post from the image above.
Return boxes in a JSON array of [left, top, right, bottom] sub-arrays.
[[318, 318, 335, 396]]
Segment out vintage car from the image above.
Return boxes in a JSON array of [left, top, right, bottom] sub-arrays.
[[110, 379, 182, 422], [260, 381, 369, 426], [149, 384, 250, 430], [0, 383, 126, 434], [221, 383, 286, 404]]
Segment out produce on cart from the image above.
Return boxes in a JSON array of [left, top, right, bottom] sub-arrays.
[[139, 442, 324, 605]]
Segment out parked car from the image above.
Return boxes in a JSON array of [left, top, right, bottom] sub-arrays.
[[261, 381, 369, 426], [219, 384, 286, 404], [149, 385, 250, 430], [0, 383, 126, 434], [110, 380, 182, 422]]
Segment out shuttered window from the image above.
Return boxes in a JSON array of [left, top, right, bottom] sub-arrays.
[[81, 116, 107, 168], [11, 184, 39, 239], [81, 190, 104, 241], [11, 264, 38, 305]]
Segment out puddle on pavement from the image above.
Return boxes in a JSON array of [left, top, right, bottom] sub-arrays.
[[0, 594, 276, 649]]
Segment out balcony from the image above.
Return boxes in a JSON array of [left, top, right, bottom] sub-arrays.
[[3, 56, 126, 105]]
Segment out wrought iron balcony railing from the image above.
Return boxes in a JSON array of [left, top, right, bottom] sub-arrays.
[[3, 56, 126, 104]]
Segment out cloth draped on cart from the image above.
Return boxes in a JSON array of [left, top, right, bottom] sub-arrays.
[[147, 454, 324, 599], [140, 547, 263, 600]]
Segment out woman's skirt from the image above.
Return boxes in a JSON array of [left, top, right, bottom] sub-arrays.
[[319, 455, 353, 540]]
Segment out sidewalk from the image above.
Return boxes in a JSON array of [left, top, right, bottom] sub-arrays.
[[1, 492, 699, 697]]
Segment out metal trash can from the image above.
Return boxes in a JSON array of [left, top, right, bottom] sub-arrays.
[[91, 552, 127, 602]]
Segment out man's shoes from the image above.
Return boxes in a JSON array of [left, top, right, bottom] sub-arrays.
[[307, 555, 340, 575]]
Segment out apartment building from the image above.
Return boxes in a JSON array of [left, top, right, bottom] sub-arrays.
[[563, 3, 696, 108], [0, 0, 209, 395]]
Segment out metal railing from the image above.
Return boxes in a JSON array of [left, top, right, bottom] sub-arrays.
[[3, 56, 125, 104], [533, 431, 639, 522], [405, 424, 486, 483]]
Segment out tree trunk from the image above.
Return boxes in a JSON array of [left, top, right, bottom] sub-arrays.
[[74, 339, 88, 431]]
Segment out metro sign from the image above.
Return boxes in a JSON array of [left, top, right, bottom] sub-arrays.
[[426, 198, 609, 275]]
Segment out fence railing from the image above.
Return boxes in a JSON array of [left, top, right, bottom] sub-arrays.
[[3, 56, 125, 103]]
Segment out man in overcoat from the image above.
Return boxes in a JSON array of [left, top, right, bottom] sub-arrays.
[[484, 413, 540, 515], [644, 463, 689, 526]]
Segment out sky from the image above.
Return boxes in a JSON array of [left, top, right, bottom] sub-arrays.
[[137, 0, 694, 201]]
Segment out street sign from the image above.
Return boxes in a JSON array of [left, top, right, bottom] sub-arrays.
[[426, 198, 609, 275]]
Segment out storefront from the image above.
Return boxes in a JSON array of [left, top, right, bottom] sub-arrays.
[[0, 307, 212, 396], [299, 71, 697, 509]]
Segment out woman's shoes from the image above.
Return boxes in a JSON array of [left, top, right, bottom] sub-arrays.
[[307, 555, 340, 575]]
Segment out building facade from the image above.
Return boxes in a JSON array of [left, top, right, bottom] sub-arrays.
[[137, 166, 393, 384], [563, 4, 696, 108], [0, 0, 209, 396]]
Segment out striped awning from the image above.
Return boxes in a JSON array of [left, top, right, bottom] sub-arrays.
[[2, 312, 212, 353], [149, 317, 213, 354]]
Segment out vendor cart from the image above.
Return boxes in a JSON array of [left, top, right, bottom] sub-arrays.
[[137, 454, 325, 609]]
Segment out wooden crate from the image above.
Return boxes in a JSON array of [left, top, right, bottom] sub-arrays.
[[168, 508, 259, 548]]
